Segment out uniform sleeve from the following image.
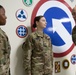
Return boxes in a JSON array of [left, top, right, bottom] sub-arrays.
[[49, 39, 53, 68], [0, 36, 6, 74], [0, 32, 11, 74], [0, 36, 5, 59], [22, 35, 33, 75], [49, 39, 53, 73]]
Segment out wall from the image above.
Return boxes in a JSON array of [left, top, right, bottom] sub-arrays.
[[0, 0, 76, 75]]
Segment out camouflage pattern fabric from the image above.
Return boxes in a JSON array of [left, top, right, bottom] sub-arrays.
[[72, 25, 76, 45], [22, 31, 53, 75], [0, 28, 11, 75]]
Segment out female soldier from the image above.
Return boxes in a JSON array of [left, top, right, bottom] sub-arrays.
[[22, 15, 53, 75]]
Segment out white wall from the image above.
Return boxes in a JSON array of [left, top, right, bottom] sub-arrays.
[[0, 0, 76, 75]]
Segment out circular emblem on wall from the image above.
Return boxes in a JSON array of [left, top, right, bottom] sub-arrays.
[[22, 0, 33, 6], [31, 0, 75, 57], [62, 59, 70, 69], [16, 25, 28, 38], [16, 9, 28, 22], [71, 54, 76, 64]]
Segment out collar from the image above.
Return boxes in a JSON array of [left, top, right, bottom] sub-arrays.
[[35, 31, 44, 37]]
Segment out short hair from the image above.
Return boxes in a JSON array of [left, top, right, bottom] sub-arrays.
[[33, 15, 44, 28]]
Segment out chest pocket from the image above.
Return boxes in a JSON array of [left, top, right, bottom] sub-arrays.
[[33, 37, 49, 50]]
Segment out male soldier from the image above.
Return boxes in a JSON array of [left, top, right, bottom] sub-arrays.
[[72, 5, 76, 45], [0, 5, 11, 75]]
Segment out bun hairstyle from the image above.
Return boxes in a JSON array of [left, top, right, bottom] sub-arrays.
[[33, 15, 44, 28]]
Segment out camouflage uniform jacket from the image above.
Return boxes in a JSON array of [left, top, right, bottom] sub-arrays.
[[0, 28, 11, 75], [22, 31, 53, 75]]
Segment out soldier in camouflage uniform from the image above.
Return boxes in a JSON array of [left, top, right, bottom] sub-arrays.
[[0, 5, 11, 75], [22, 15, 53, 75], [72, 5, 76, 45]]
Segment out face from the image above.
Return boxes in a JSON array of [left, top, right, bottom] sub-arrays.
[[72, 6, 76, 22], [0, 8, 7, 25], [36, 17, 47, 29]]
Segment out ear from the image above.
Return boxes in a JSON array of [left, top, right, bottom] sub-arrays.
[[36, 21, 38, 26]]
